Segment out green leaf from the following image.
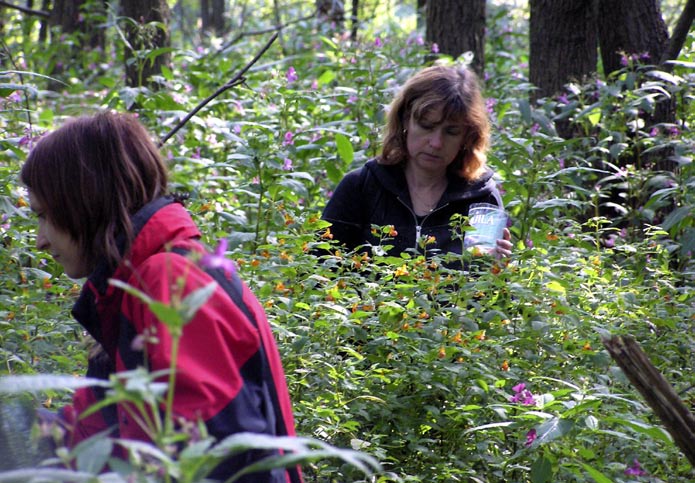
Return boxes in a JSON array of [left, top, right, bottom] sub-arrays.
[[530, 455, 553, 483], [0, 375, 110, 394], [335, 133, 354, 166], [534, 417, 573, 444], [181, 282, 218, 323], [579, 462, 614, 483]]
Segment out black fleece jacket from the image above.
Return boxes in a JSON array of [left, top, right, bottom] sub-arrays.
[[321, 159, 504, 257]]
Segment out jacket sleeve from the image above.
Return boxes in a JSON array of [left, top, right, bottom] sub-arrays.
[[321, 168, 368, 250]]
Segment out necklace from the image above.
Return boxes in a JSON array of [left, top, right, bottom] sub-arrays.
[[409, 183, 446, 215]]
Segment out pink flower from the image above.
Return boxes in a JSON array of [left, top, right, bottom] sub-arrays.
[[511, 382, 536, 405], [283, 131, 294, 146], [374, 37, 382, 47], [311, 79, 319, 89], [282, 157, 293, 171], [624, 459, 647, 477], [525, 428, 537, 447], [8, 90, 22, 103], [431, 42, 439, 53], [286, 66, 298, 84], [200, 238, 236, 275]]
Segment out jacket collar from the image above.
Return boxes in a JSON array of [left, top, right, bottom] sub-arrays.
[[71, 197, 201, 344], [365, 158, 496, 202]]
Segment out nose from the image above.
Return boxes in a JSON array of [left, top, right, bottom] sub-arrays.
[[429, 130, 443, 148], [36, 227, 49, 251]]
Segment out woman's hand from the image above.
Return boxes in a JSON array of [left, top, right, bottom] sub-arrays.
[[495, 228, 513, 258]]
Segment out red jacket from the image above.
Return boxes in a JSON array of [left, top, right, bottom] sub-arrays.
[[64, 197, 302, 482]]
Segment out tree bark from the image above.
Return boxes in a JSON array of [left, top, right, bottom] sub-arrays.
[[425, 0, 485, 77], [597, 0, 669, 76], [211, 0, 225, 35], [603, 335, 695, 467], [200, 0, 210, 33], [121, 0, 171, 88], [529, 0, 598, 102]]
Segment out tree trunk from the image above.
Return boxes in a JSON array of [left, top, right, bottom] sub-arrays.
[[350, 0, 359, 40], [317, 0, 345, 26], [211, 0, 225, 35], [597, 0, 669, 77], [529, 0, 598, 102], [425, 0, 485, 77], [200, 0, 210, 33], [121, 0, 171, 88]]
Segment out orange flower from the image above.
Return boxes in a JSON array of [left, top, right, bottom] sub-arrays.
[[451, 332, 463, 344], [16, 197, 28, 208], [418, 312, 429, 319], [274, 281, 286, 292], [401, 322, 410, 331], [394, 264, 409, 277], [279, 251, 290, 260], [546, 232, 559, 241], [387, 225, 398, 237], [583, 341, 593, 351], [251, 259, 260, 267], [501, 360, 510, 371], [491, 264, 502, 275], [321, 228, 334, 240], [474, 330, 486, 341], [42, 277, 52, 290], [302, 242, 309, 252], [437, 347, 446, 359], [284, 214, 294, 225]]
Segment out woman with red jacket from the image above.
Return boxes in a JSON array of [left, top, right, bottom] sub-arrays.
[[21, 111, 302, 482]]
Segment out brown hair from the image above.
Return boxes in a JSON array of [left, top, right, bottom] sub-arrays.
[[380, 64, 490, 181], [21, 111, 169, 270]]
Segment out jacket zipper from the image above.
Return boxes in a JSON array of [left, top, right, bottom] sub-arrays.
[[398, 197, 449, 250]]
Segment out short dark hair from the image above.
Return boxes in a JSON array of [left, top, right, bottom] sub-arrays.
[[380, 64, 490, 181], [21, 111, 169, 269]]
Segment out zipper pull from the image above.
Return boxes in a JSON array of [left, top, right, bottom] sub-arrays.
[[416, 225, 422, 240]]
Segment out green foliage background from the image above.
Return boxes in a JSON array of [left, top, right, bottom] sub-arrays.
[[1, 1, 694, 481]]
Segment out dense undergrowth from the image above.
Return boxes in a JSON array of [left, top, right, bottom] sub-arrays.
[[1, 1, 694, 482]]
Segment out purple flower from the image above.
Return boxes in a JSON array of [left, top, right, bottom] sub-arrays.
[[510, 382, 536, 405], [525, 428, 537, 447], [624, 459, 647, 477], [311, 79, 319, 90], [8, 91, 22, 103], [668, 126, 680, 137], [282, 157, 293, 171], [200, 238, 236, 275], [530, 123, 540, 135], [283, 131, 294, 146], [431, 42, 439, 53], [557, 93, 569, 105], [286, 66, 298, 84], [620, 54, 629, 67], [649, 127, 659, 137], [525, 238, 534, 249], [347, 95, 358, 104], [558, 158, 565, 169], [374, 37, 382, 47], [486, 97, 497, 114]]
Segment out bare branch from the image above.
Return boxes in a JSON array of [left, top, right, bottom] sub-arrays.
[[158, 32, 279, 148], [213, 7, 318, 58], [661, 0, 695, 67], [0, 0, 49, 18]]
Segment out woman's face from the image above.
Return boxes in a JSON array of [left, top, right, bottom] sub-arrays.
[[29, 192, 91, 279], [406, 106, 466, 174]]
